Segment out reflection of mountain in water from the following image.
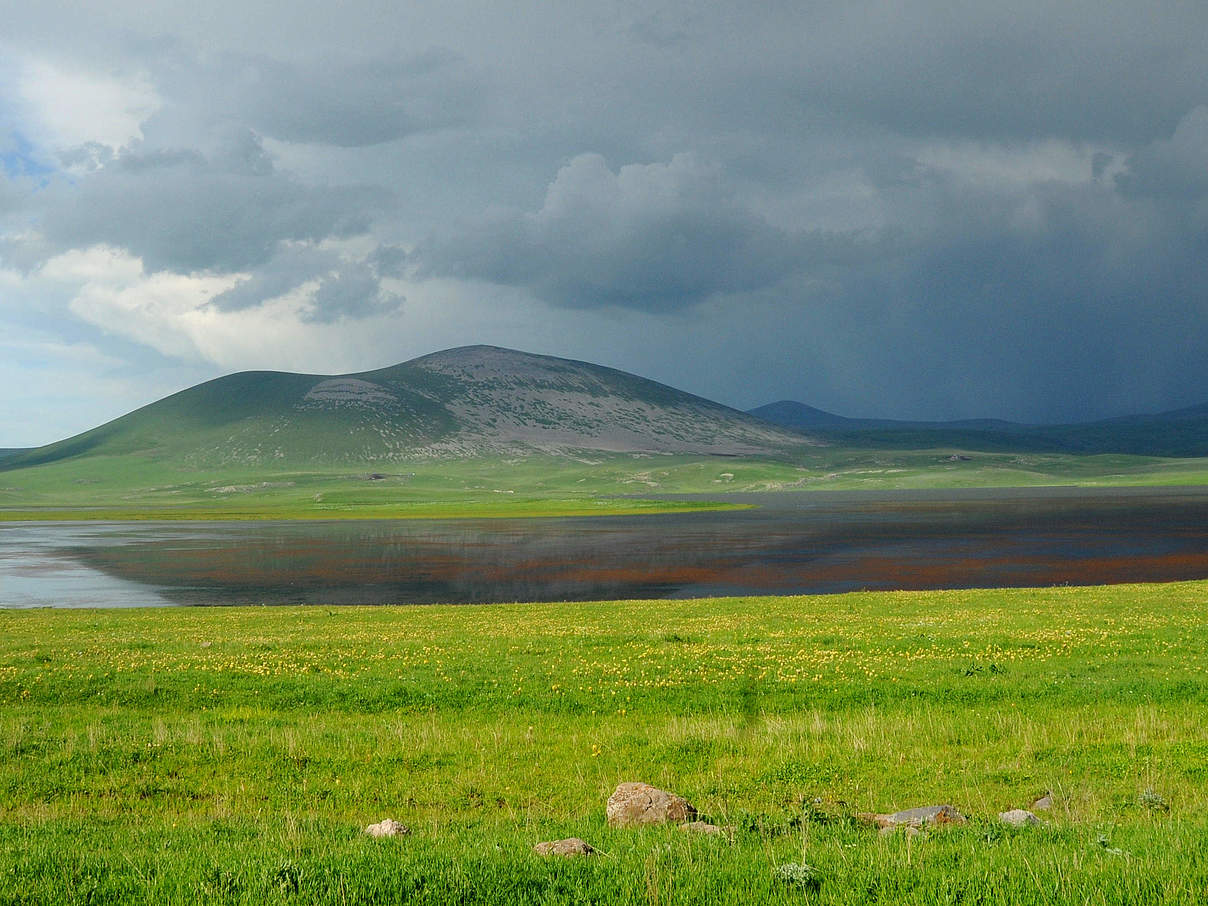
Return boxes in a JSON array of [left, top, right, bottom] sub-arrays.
[[50, 488, 1208, 606]]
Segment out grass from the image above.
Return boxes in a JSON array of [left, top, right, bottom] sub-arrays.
[[4, 448, 1208, 521], [3, 581, 1208, 903]]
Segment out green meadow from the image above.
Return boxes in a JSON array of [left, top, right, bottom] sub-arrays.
[[4, 581, 1208, 904], [4, 448, 1208, 521]]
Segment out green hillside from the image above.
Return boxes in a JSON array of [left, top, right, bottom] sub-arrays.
[[4, 346, 1208, 521]]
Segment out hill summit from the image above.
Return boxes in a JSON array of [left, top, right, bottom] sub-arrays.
[[9, 346, 811, 469]]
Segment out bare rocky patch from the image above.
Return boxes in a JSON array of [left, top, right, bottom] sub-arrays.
[[303, 379, 398, 407]]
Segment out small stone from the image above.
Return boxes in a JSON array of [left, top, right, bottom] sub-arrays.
[[364, 818, 410, 838], [1031, 792, 1053, 811], [998, 809, 1042, 827], [679, 820, 730, 836], [859, 805, 965, 829], [887, 805, 966, 827], [879, 824, 923, 837], [606, 782, 697, 828], [533, 838, 595, 857]]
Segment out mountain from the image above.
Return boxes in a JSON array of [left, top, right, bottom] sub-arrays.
[[750, 400, 1024, 432], [750, 399, 1208, 457], [4, 346, 812, 470], [747, 401, 854, 429]]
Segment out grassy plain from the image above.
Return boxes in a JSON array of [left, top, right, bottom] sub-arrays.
[[4, 582, 1208, 903], [4, 448, 1208, 521]]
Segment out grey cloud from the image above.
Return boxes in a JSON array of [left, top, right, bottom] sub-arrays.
[[56, 143, 115, 173], [367, 243, 409, 278], [207, 244, 342, 312], [155, 47, 479, 148], [37, 127, 381, 272], [417, 152, 844, 310], [305, 261, 402, 323], [1116, 107, 1208, 200], [208, 243, 403, 323], [0, 174, 21, 214], [762, 3, 1208, 144]]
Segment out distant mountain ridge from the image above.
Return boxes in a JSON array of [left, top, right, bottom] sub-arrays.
[[4, 346, 812, 470], [749, 400, 1019, 432], [750, 399, 1208, 457]]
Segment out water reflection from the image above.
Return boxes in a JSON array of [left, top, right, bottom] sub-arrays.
[[4, 487, 1208, 607]]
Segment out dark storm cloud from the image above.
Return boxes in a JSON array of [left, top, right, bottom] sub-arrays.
[[37, 127, 380, 273], [780, 156, 1208, 420], [416, 152, 852, 310]]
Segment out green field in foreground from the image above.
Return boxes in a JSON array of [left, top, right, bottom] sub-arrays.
[[4, 447, 1208, 521], [4, 582, 1208, 903]]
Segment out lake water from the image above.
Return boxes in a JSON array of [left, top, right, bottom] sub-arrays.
[[3, 486, 1208, 607]]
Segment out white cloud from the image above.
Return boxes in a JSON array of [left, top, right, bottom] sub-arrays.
[[36, 244, 405, 375], [17, 58, 160, 151], [43, 246, 241, 360], [914, 139, 1112, 188]]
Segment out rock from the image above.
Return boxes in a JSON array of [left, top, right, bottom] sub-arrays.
[[858, 805, 966, 828], [606, 782, 697, 828], [998, 809, 1042, 827], [533, 838, 595, 857], [364, 818, 410, 838], [679, 820, 730, 836], [889, 805, 966, 826], [1031, 791, 1053, 811]]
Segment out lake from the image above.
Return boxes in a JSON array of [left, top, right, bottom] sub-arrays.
[[3, 486, 1208, 607]]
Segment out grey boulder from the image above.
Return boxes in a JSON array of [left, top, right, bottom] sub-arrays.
[[364, 819, 411, 838], [999, 809, 1043, 827], [606, 782, 697, 828], [534, 838, 596, 856], [858, 805, 967, 828]]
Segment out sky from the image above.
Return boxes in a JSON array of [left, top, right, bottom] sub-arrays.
[[2, 1, 1207, 446]]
